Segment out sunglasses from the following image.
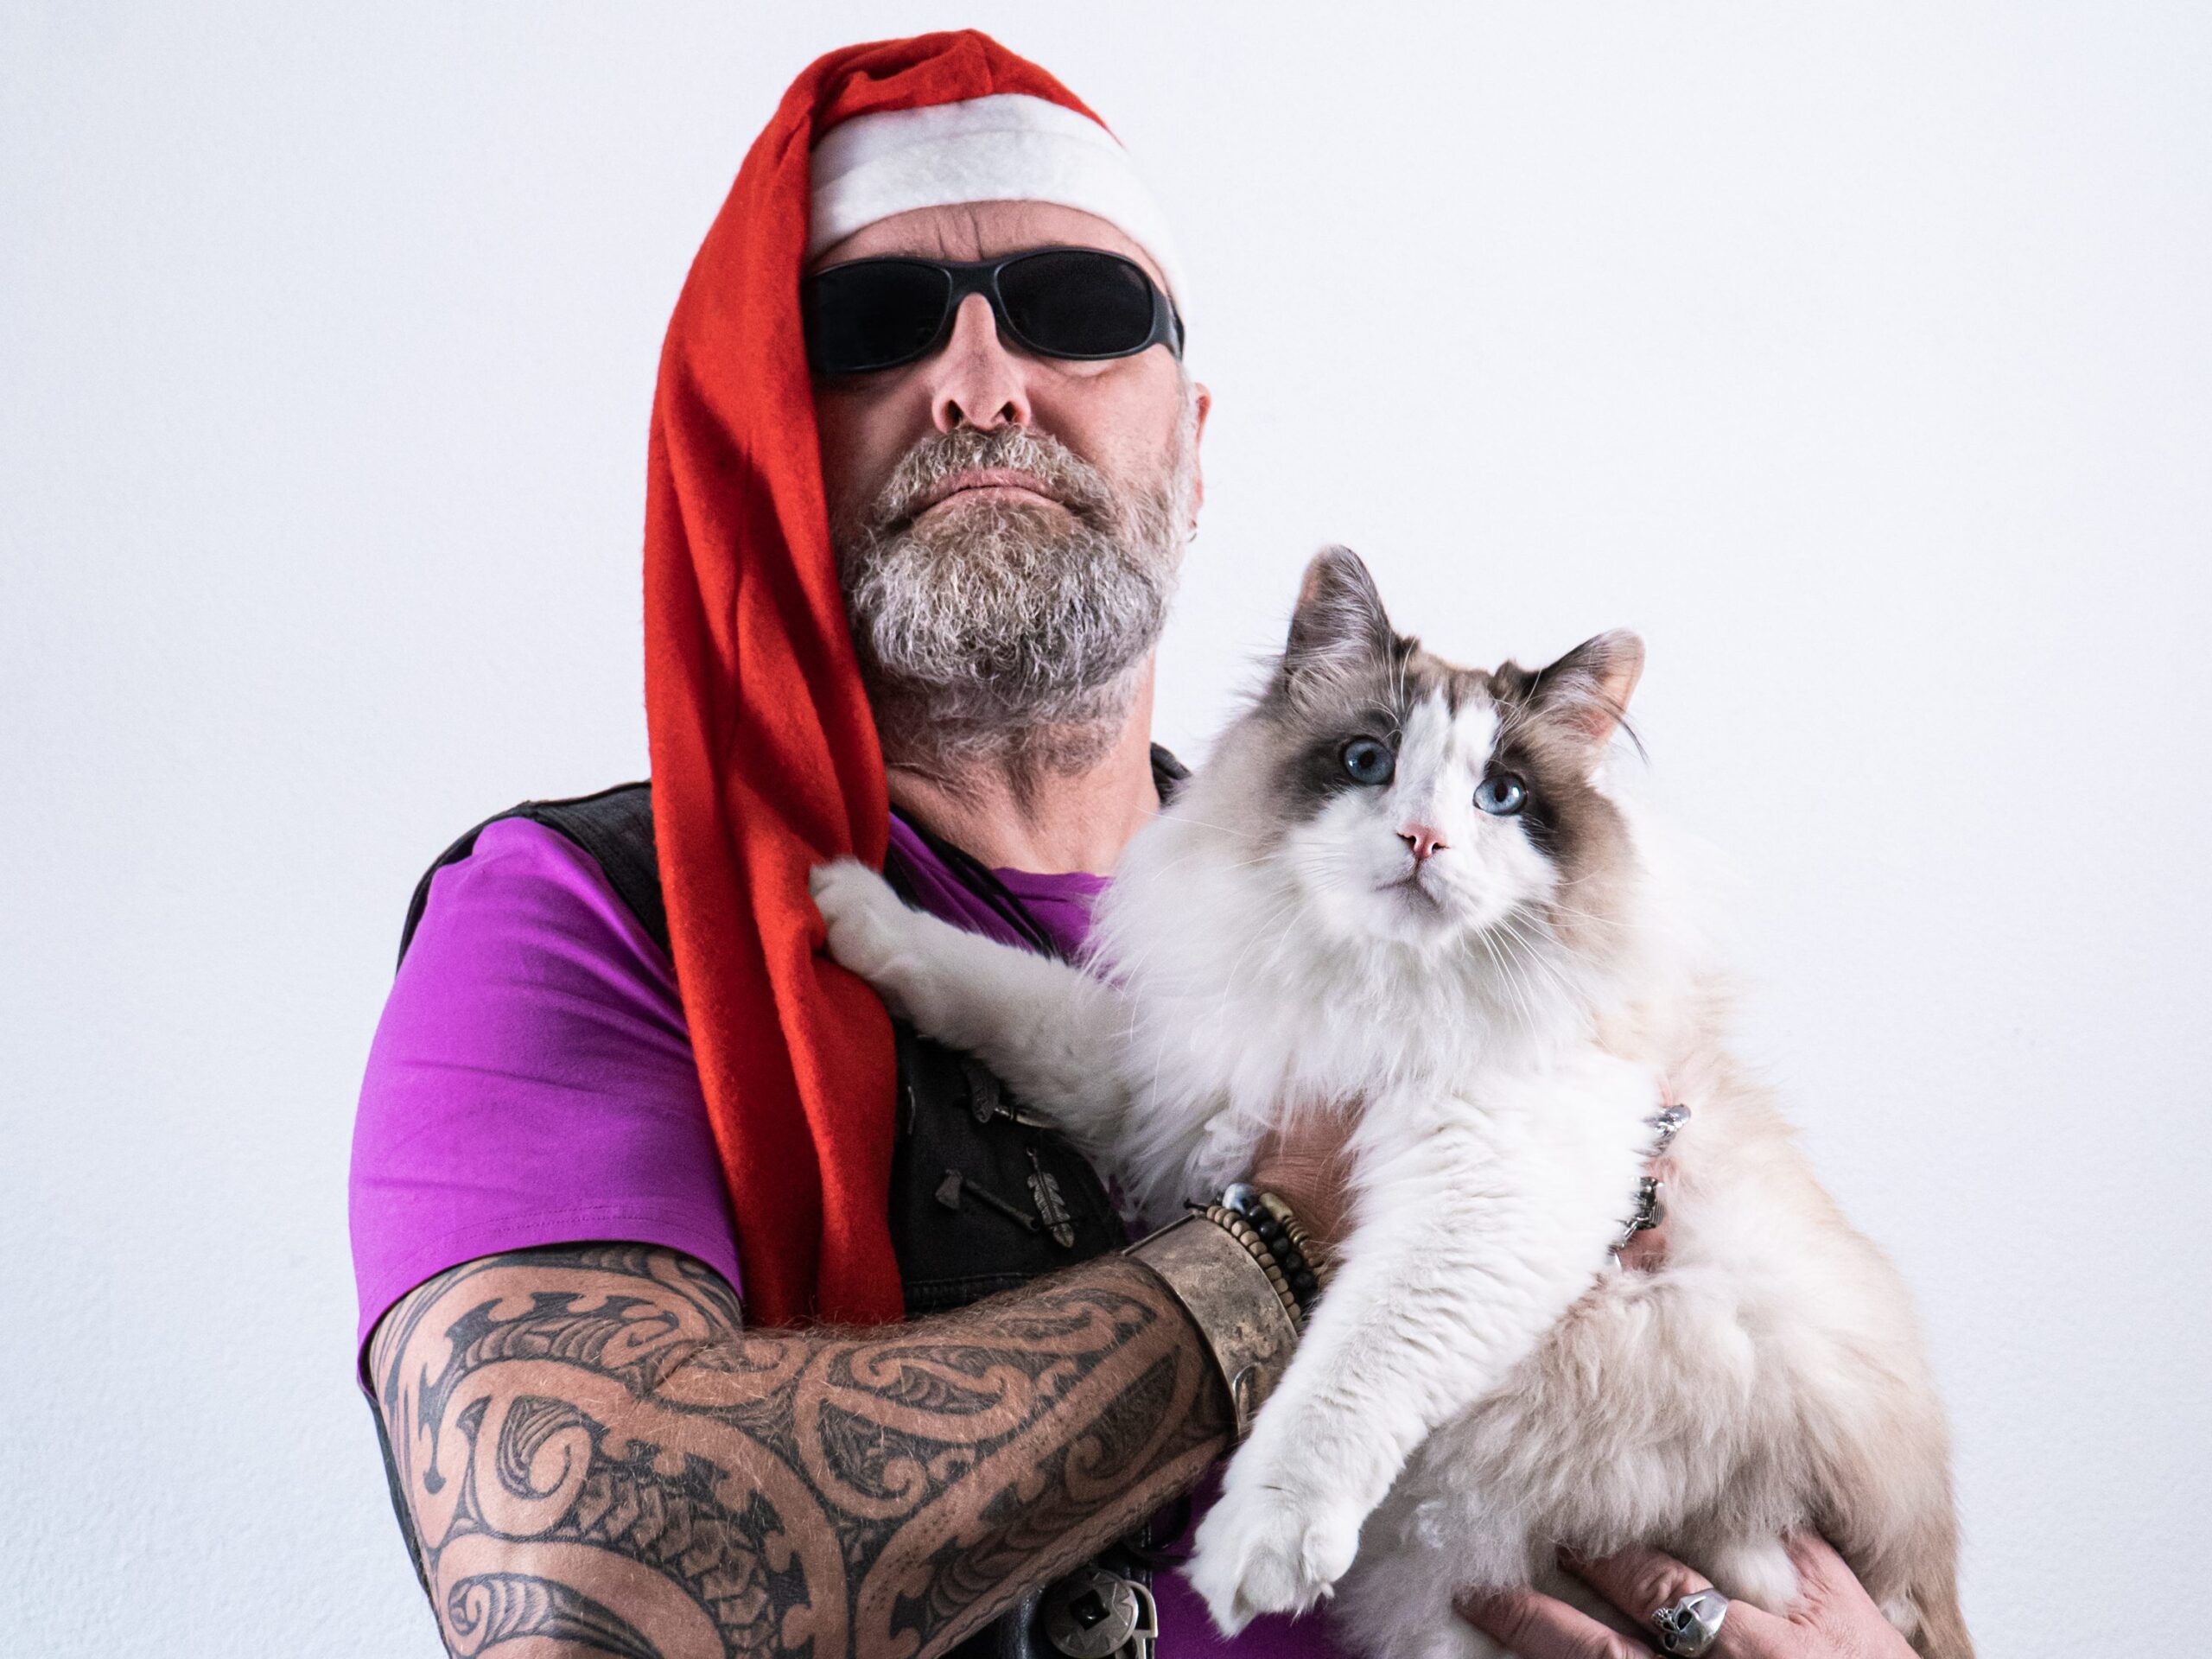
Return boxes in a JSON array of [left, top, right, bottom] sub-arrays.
[[803, 247, 1184, 377]]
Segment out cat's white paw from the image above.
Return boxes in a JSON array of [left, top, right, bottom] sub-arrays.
[[809, 858, 914, 988], [1187, 1476, 1363, 1632]]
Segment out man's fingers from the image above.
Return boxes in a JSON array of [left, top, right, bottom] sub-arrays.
[[1774, 1531, 1898, 1630], [1455, 1585, 1655, 1659], [1565, 1547, 1795, 1657], [1566, 1543, 1716, 1632], [1778, 1530, 1853, 1599]]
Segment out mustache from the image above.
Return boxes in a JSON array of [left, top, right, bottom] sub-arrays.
[[862, 426, 1118, 537]]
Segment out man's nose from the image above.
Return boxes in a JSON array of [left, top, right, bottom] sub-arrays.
[[926, 293, 1032, 434], [1398, 823, 1448, 862]]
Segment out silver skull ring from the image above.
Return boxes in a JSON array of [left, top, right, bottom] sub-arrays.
[[1650, 1586, 1730, 1657]]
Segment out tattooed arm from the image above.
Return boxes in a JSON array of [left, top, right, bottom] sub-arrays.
[[368, 1243, 1231, 1659]]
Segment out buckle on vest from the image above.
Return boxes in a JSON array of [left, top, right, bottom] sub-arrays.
[[1041, 1564, 1158, 1659]]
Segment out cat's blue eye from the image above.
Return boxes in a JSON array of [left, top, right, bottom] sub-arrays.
[[1341, 737, 1395, 787], [1475, 772, 1528, 816]]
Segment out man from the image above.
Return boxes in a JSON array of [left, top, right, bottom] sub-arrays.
[[354, 32, 1917, 1659], [355, 35, 1346, 1659]]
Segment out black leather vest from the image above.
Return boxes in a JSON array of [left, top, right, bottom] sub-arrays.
[[380, 759, 1187, 1654]]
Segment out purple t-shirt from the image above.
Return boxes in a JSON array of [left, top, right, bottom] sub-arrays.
[[349, 812, 1342, 1658]]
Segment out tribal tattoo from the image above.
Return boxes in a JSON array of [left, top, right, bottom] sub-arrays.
[[369, 1244, 1231, 1659]]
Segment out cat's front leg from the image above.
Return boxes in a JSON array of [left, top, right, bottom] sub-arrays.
[[1189, 1065, 1649, 1632], [810, 860, 1133, 1146]]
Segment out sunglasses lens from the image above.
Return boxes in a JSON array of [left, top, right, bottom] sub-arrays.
[[999, 251, 1160, 358], [804, 261, 953, 373]]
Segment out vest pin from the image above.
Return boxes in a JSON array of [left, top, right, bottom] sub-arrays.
[[935, 1168, 1040, 1232], [1027, 1150, 1077, 1249]]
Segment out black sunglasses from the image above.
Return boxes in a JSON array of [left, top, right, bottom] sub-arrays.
[[803, 247, 1184, 377]]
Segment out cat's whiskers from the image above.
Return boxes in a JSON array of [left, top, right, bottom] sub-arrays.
[[1451, 907, 1541, 1039], [1136, 841, 1277, 881], [1149, 811, 1260, 842], [1481, 911, 1582, 1038], [1490, 909, 1574, 996], [1471, 926, 1539, 1037], [1534, 893, 1633, 935]]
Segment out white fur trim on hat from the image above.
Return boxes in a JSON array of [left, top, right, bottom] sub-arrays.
[[809, 92, 1185, 303]]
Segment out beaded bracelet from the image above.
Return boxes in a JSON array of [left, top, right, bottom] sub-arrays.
[[1217, 1183, 1328, 1324], [1255, 1190, 1329, 1302]]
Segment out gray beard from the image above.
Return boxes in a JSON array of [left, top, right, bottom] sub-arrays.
[[834, 416, 1193, 780]]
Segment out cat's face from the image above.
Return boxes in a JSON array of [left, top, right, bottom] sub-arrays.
[[1243, 548, 1643, 957]]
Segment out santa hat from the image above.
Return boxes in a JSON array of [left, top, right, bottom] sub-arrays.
[[644, 33, 1168, 1327], [809, 92, 1185, 301]]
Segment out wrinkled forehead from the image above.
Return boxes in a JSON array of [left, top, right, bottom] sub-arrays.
[[806, 200, 1167, 290]]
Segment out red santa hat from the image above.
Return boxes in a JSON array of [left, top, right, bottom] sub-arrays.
[[644, 33, 1168, 1328]]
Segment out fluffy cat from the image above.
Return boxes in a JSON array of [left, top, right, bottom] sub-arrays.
[[810, 547, 1971, 1659]]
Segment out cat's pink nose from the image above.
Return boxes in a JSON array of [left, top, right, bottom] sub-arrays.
[[1399, 823, 1448, 862]]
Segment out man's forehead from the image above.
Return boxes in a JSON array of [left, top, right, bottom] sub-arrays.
[[806, 200, 1166, 289]]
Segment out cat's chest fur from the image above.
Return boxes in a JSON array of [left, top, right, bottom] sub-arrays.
[[1123, 971, 1663, 1267]]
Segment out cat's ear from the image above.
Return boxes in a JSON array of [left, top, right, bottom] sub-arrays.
[[1281, 546, 1395, 683], [1532, 630, 1645, 751]]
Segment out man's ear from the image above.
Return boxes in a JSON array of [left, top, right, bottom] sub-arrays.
[[1532, 629, 1645, 750], [1187, 380, 1211, 530], [1281, 546, 1395, 683]]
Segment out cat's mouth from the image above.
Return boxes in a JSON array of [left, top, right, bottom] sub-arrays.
[[1382, 869, 1446, 910]]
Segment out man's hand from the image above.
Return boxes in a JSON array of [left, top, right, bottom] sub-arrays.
[[1456, 1535, 1917, 1658], [371, 1243, 1230, 1658], [1250, 1108, 1357, 1252]]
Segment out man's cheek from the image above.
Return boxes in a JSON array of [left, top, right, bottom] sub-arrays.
[[816, 396, 901, 518]]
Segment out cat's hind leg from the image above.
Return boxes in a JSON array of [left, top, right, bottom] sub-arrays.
[[810, 859, 1131, 1146]]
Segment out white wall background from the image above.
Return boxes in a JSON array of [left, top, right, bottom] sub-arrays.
[[4, 3, 2206, 1652]]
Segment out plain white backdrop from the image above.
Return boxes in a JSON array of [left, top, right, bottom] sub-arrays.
[[4, 4, 2207, 1653]]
